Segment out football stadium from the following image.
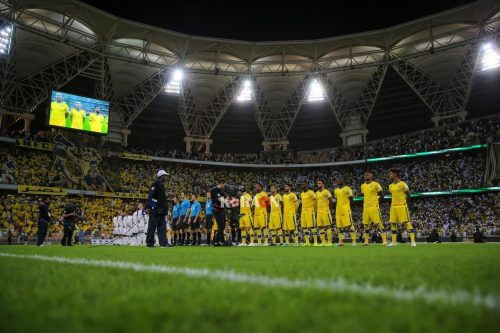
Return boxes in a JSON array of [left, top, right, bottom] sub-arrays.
[[0, 0, 500, 332]]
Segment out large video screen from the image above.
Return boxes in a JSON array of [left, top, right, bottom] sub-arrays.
[[48, 91, 109, 134]]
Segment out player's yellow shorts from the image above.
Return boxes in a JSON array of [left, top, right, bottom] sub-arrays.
[[301, 210, 316, 228], [362, 207, 382, 225], [253, 214, 267, 229], [336, 212, 353, 229], [269, 214, 282, 230], [239, 214, 253, 228], [389, 205, 410, 223], [283, 212, 296, 231], [316, 210, 332, 227], [213, 220, 218, 231]]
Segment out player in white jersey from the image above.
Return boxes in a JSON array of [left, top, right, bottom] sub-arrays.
[[134, 203, 147, 246], [144, 211, 150, 244], [117, 210, 125, 245], [128, 211, 136, 245], [130, 208, 139, 246], [113, 212, 120, 242]]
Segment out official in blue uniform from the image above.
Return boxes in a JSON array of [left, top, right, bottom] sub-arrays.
[[145, 170, 170, 247], [205, 192, 213, 245], [179, 193, 191, 245], [189, 194, 202, 246], [172, 197, 181, 245]]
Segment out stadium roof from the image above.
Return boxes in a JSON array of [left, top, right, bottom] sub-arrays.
[[1, 0, 500, 152]]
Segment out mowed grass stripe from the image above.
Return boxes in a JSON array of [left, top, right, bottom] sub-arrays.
[[1, 252, 498, 311]]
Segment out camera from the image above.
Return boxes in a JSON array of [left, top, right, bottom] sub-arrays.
[[224, 184, 244, 197]]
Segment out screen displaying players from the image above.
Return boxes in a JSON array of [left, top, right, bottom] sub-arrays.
[[48, 91, 109, 134]]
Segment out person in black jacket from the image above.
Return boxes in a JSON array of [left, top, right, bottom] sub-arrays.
[[145, 170, 170, 247], [210, 181, 227, 246], [61, 203, 77, 246], [37, 197, 51, 246], [473, 228, 486, 243]]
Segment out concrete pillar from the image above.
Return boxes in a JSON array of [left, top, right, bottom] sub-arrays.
[[23, 114, 34, 132], [184, 137, 193, 154], [184, 137, 213, 154], [121, 128, 131, 147], [204, 138, 213, 155], [261, 140, 289, 151], [340, 113, 368, 146]]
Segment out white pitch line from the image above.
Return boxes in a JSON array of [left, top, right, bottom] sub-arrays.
[[0, 252, 498, 311]]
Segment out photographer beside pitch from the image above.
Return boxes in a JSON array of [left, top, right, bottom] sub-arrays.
[[145, 170, 170, 248]]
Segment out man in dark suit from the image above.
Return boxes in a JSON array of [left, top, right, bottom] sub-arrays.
[[210, 180, 227, 246], [145, 170, 170, 247], [37, 197, 51, 246], [61, 202, 77, 246]]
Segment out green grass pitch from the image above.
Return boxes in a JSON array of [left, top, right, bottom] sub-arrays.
[[1, 244, 499, 333]]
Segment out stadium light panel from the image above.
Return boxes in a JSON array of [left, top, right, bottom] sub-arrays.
[[307, 79, 325, 102], [236, 79, 253, 102], [164, 68, 184, 95], [172, 68, 184, 81], [0, 24, 13, 56], [481, 43, 500, 71]]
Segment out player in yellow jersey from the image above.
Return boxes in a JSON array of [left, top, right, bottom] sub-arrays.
[[69, 102, 86, 130], [360, 171, 387, 245], [334, 177, 357, 246], [238, 187, 254, 246], [49, 93, 69, 127], [315, 179, 333, 246], [282, 183, 299, 245], [300, 182, 316, 246], [89, 106, 105, 133], [253, 182, 269, 245], [268, 185, 283, 246], [388, 169, 416, 247]]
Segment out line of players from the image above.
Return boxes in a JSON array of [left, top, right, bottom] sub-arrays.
[[112, 169, 416, 247], [169, 169, 416, 247], [50, 92, 108, 132], [112, 203, 149, 246]]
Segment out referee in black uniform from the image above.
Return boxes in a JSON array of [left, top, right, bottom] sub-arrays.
[[210, 180, 227, 246], [37, 197, 51, 246], [145, 170, 170, 247]]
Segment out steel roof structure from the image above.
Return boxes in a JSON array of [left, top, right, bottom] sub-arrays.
[[0, 0, 499, 152]]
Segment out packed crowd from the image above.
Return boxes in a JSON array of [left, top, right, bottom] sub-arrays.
[[0, 115, 497, 243], [0, 129, 50, 143], [0, 194, 141, 237], [1, 116, 498, 166], [410, 193, 498, 237], [97, 151, 484, 195], [308, 116, 500, 162], [120, 116, 499, 164], [1, 139, 484, 194]]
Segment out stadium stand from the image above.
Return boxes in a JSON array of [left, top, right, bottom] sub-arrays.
[[117, 116, 499, 164], [0, 123, 498, 243]]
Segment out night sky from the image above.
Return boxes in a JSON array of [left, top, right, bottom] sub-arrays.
[[84, 0, 476, 41]]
